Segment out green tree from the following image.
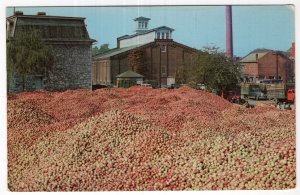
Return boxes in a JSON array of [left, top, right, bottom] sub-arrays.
[[92, 44, 110, 56], [128, 48, 147, 76], [7, 28, 54, 91], [177, 47, 241, 93], [175, 63, 189, 84], [202, 44, 220, 54]]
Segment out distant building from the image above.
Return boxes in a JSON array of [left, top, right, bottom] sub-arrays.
[[92, 16, 197, 87], [289, 42, 295, 82], [6, 11, 95, 92], [239, 50, 292, 83], [116, 70, 144, 88]]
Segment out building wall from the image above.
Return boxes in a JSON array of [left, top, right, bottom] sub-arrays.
[[241, 52, 292, 83], [46, 44, 92, 91], [290, 42, 295, 82], [119, 32, 156, 48], [241, 62, 259, 77], [93, 41, 196, 87], [93, 59, 111, 85], [8, 74, 42, 93], [10, 44, 92, 92], [258, 52, 291, 83], [290, 42, 295, 60]]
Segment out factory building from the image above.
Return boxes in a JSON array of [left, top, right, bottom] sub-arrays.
[[92, 16, 197, 87], [239, 50, 292, 84]]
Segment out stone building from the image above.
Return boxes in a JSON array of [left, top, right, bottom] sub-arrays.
[[6, 11, 95, 92], [239, 50, 292, 84], [92, 16, 197, 87]]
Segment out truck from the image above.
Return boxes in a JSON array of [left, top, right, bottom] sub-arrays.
[[240, 83, 267, 100], [240, 81, 295, 103]]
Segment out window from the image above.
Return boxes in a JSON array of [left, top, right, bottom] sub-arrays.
[[157, 32, 160, 39], [145, 22, 147, 28], [161, 45, 167, 52], [138, 22, 142, 28], [166, 32, 169, 39], [161, 66, 166, 74], [162, 32, 165, 39]]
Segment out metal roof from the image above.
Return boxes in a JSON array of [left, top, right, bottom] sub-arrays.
[[116, 70, 144, 78], [239, 52, 269, 63]]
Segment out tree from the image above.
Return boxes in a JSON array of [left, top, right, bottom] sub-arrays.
[[128, 48, 147, 76], [92, 44, 110, 56], [7, 28, 54, 91], [177, 47, 241, 93], [175, 63, 189, 84], [202, 44, 220, 54]]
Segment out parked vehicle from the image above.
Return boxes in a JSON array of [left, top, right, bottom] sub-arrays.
[[250, 88, 267, 100], [241, 81, 295, 103], [220, 89, 246, 105], [287, 89, 295, 103], [240, 83, 267, 100], [141, 83, 153, 88], [167, 83, 179, 89]]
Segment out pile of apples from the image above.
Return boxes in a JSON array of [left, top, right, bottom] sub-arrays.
[[7, 86, 295, 191]]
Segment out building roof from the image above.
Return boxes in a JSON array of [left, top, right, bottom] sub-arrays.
[[117, 26, 174, 41], [93, 40, 197, 60], [7, 14, 95, 43], [116, 70, 144, 78], [239, 52, 269, 63], [134, 16, 151, 21], [7, 14, 86, 21], [93, 43, 147, 59]]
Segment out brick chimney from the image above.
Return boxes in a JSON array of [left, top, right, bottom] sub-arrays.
[[226, 5, 233, 58]]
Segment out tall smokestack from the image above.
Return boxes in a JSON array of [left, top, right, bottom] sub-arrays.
[[226, 5, 233, 58]]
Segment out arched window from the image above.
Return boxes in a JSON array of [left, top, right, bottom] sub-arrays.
[[162, 32, 165, 39]]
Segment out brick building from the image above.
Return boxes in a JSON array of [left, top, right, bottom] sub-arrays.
[[92, 17, 197, 87], [239, 50, 292, 83], [6, 11, 95, 92], [289, 42, 295, 82]]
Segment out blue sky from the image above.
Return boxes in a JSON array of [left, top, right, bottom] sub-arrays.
[[6, 5, 295, 57]]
